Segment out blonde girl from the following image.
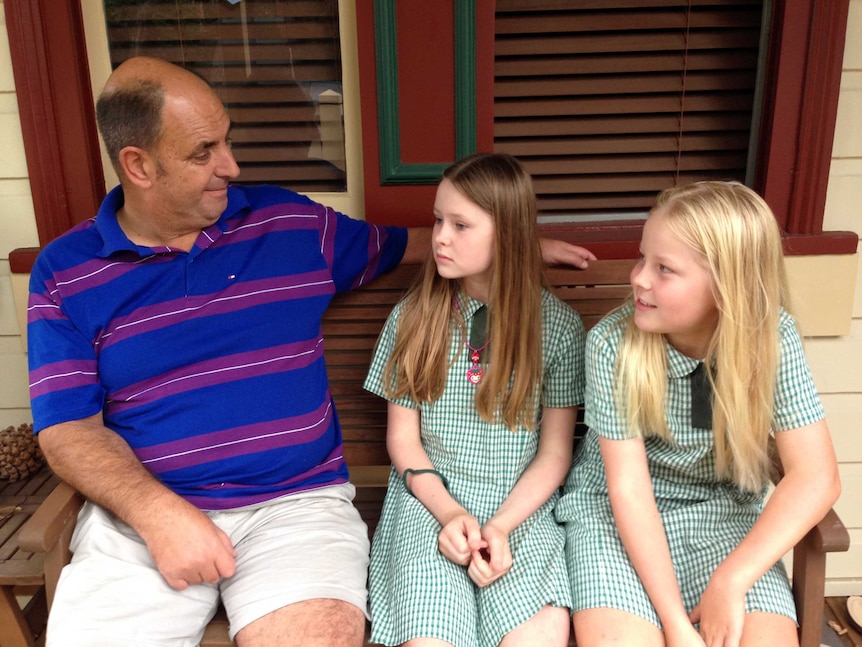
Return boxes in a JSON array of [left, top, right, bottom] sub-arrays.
[[556, 181, 840, 647], [363, 153, 586, 647]]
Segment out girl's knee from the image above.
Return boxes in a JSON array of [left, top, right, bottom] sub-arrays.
[[740, 612, 798, 647], [572, 607, 663, 647], [499, 605, 570, 646], [402, 639, 456, 647]]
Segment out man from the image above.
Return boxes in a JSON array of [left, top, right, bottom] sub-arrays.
[[28, 57, 594, 646]]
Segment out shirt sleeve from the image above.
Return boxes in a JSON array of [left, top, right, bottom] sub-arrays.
[[27, 260, 105, 433], [319, 207, 408, 294]]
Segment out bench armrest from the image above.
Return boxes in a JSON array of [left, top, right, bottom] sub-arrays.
[[18, 482, 83, 553], [810, 507, 851, 554], [17, 481, 84, 609], [794, 508, 850, 647], [768, 436, 849, 647]]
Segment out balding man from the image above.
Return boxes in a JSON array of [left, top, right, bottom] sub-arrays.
[[27, 57, 594, 646]]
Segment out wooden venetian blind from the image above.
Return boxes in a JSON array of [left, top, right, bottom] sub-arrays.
[[103, 0, 346, 192], [495, 0, 763, 220]]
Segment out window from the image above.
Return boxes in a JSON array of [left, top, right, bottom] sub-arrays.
[[101, 0, 347, 193], [494, 0, 765, 222]]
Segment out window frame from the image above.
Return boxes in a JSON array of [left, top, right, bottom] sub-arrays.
[[5, 0, 857, 275], [356, 0, 856, 257]]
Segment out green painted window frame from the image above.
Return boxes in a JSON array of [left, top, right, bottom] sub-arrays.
[[374, 0, 477, 184]]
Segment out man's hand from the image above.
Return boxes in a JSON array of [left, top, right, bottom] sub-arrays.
[[539, 238, 597, 268], [140, 500, 237, 590]]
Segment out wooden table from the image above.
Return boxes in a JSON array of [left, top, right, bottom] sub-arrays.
[[0, 465, 59, 647]]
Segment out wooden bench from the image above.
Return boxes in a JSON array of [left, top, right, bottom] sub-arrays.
[[17, 259, 850, 647], [0, 464, 60, 647]]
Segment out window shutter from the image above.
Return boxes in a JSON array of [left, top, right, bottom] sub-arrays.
[[103, 0, 346, 192], [495, 0, 763, 221]]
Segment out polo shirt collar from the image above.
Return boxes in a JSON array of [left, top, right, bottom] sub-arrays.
[[94, 186, 137, 258], [94, 185, 250, 258]]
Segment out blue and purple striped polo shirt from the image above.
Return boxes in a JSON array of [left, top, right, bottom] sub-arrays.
[[28, 184, 407, 510]]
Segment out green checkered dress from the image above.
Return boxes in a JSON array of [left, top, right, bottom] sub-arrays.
[[364, 290, 586, 647], [556, 304, 825, 627]]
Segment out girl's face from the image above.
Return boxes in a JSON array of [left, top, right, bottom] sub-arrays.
[[630, 210, 719, 358], [432, 178, 496, 302]]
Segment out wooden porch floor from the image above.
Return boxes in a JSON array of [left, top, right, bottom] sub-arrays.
[[826, 597, 862, 646]]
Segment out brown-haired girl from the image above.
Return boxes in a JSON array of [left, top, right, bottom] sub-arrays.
[[364, 153, 586, 647]]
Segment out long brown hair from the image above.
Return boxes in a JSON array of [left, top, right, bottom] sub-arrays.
[[381, 153, 544, 430]]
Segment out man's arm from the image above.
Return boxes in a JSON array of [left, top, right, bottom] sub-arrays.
[[539, 237, 597, 268], [38, 413, 237, 590], [403, 227, 597, 268]]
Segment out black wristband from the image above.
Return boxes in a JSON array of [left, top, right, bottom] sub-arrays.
[[401, 468, 449, 496]]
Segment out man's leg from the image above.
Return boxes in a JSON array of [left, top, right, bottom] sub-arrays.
[[47, 502, 220, 647], [235, 599, 365, 647], [217, 484, 371, 647]]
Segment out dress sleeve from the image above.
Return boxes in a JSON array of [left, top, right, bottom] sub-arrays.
[[583, 318, 629, 440], [363, 301, 420, 410], [773, 311, 825, 432], [541, 295, 587, 408]]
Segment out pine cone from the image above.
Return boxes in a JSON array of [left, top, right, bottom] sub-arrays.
[[0, 424, 44, 482]]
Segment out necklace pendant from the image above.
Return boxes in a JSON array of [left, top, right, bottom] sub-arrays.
[[470, 350, 481, 363], [467, 365, 484, 385]]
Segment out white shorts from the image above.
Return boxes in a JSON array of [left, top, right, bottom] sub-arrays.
[[46, 483, 370, 647]]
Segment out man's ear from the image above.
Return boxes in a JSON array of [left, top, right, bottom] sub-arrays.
[[118, 146, 156, 188]]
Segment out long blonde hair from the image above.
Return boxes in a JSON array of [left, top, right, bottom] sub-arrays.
[[615, 181, 789, 491], [381, 153, 544, 430]]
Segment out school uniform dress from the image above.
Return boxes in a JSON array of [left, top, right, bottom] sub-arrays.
[[364, 290, 586, 647], [556, 304, 825, 627]]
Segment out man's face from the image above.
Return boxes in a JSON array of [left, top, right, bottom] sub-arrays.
[[147, 86, 240, 233]]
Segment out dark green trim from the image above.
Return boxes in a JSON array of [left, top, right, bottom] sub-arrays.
[[453, 0, 477, 161], [375, 0, 477, 185]]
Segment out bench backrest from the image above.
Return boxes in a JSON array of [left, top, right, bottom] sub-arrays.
[[321, 259, 635, 532]]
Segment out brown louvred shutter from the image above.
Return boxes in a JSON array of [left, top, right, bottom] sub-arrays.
[[494, 0, 763, 221], [103, 0, 346, 192]]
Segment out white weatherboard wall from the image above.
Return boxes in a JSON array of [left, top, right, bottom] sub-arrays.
[[815, 0, 862, 596], [0, 2, 39, 428]]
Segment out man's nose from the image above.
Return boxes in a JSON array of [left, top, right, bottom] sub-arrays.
[[218, 147, 240, 179]]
